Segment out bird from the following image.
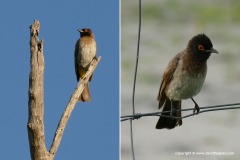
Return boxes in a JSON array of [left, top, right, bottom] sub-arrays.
[[156, 33, 218, 129], [74, 28, 97, 102]]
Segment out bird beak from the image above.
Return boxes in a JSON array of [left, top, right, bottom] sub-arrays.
[[210, 48, 219, 54], [77, 29, 83, 33]]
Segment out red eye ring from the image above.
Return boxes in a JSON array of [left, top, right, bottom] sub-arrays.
[[198, 45, 205, 51]]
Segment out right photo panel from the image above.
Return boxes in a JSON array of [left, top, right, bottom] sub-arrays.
[[121, 0, 240, 160]]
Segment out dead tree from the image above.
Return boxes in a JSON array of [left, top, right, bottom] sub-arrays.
[[27, 19, 101, 160]]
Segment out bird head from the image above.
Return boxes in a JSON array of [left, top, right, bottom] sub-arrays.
[[188, 33, 218, 60], [78, 28, 94, 38]]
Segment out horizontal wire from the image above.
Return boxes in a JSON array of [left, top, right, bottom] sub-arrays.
[[121, 103, 240, 122]]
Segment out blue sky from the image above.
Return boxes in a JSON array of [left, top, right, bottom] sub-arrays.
[[0, 0, 119, 159]]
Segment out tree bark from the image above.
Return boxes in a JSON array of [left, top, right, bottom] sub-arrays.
[[27, 20, 101, 160], [27, 20, 48, 159]]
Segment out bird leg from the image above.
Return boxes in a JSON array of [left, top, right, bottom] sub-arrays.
[[170, 100, 175, 118], [191, 98, 200, 114]]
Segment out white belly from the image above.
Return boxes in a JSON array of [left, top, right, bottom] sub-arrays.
[[78, 41, 96, 68], [166, 70, 206, 100]]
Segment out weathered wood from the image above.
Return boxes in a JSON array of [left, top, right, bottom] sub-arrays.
[[27, 20, 48, 159]]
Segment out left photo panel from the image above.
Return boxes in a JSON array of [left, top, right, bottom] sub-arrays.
[[0, 0, 119, 160]]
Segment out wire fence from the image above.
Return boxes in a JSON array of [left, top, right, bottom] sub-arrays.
[[121, 103, 240, 122], [121, 0, 240, 160]]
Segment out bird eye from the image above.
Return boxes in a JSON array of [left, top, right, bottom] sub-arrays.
[[198, 45, 205, 51]]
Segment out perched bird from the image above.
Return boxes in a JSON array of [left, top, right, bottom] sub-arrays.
[[74, 28, 97, 102], [156, 34, 218, 129]]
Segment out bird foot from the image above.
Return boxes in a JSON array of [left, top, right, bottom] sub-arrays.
[[191, 98, 200, 114], [193, 104, 200, 114], [93, 56, 99, 61]]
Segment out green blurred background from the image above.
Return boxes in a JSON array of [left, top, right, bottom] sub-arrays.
[[121, 0, 240, 160]]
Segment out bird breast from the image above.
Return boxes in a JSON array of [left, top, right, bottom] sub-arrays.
[[78, 38, 96, 68], [165, 60, 207, 100]]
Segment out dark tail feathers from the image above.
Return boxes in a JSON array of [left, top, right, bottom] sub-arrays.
[[155, 100, 182, 129]]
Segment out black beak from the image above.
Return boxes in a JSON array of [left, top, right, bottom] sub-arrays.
[[210, 48, 219, 54]]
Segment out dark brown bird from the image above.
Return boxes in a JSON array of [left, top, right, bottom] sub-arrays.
[[156, 34, 218, 129], [74, 28, 97, 102]]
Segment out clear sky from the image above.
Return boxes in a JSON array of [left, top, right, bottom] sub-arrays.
[[0, 0, 119, 159]]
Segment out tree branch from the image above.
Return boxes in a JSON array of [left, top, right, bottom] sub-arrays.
[[49, 57, 101, 158], [27, 19, 48, 159]]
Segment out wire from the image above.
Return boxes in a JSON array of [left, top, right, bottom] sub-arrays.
[[130, 0, 142, 159], [121, 103, 240, 122], [130, 119, 135, 160], [132, 0, 142, 115]]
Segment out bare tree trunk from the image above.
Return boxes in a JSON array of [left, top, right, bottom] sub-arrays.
[[27, 20, 101, 160], [27, 20, 48, 159]]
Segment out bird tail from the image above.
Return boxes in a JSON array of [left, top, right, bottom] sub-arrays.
[[78, 82, 91, 102], [155, 100, 182, 129]]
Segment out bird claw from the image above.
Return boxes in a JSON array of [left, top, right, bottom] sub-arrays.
[[93, 56, 99, 61], [191, 98, 200, 115], [193, 104, 200, 115]]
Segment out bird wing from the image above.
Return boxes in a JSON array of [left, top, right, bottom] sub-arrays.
[[157, 53, 181, 109], [74, 39, 80, 81]]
